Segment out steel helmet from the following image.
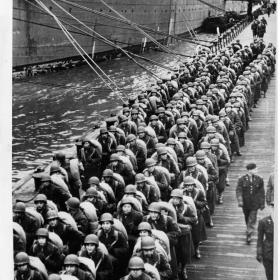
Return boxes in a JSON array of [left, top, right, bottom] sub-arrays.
[[100, 128, 109, 135], [201, 95, 208, 101], [102, 169, 114, 177], [15, 252, 30, 266], [85, 187, 99, 198], [181, 111, 190, 118], [64, 254, 80, 266], [157, 147, 167, 156], [192, 110, 200, 116], [84, 234, 99, 246], [178, 132, 187, 139], [200, 142, 211, 149], [34, 194, 47, 203], [128, 256, 145, 270], [195, 150, 206, 159], [138, 222, 152, 232], [205, 115, 213, 122], [150, 115, 158, 121], [185, 157, 197, 167], [137, 126, 146, 134], [46, 210, 59, 220], [206, 126, 216, 133], [196, 99, 204, 105], [166, 138, 176, 145], [157, 107, 165, 114], [88, 176, 100, 186], [13, 202, 26, 213], [50, 164, 61, 174], [120, 197, 135, 207], [171, 189, 184, 199], [108, 125, 117, 132], [126, 134, 137, 143], [211, 115, 219, 123], [210, 138, 220, 146], [36, 228, 49, 238], [219, 111, 227, 117], [148, 203, 161, 213], [53, 152, 66, 163], [110, 153, 120, 162], [125, 184, 137, 194], [225, 103, 233, 108], [141, 236, 155, 250], [99, 213, 114, 224], [135, 173, 146, 184], [176, 118, 185, 125], [183, 176, 195, 185], [116, 145, 126, 152], [145, 158, 156, 168], [66, 197, 80, 210], [40, 174, 52, 182]]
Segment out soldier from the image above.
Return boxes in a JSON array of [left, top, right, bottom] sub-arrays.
[[13, 202, 39, 251], [79, 234, 114, 280], [63, 254, 94, 280], [256, 202, 274, 280], [137, 126, 157, 158], [66, 197, 90, 235], [121, 256, 153, 280], [135, 236, 172, 280], [148, 115, 167, 143], [30, 228, 63, 274], [236, 163, 265, 244], [14, 252, 45, 280]]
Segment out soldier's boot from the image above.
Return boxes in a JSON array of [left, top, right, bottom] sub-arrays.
[[209, 215, 214, 228], [195, 247, 201, 259], [218, 194, 223, 204], [182, 265, 188, 280], [226, 177, 230, 186], [246, 233, 252, 245]]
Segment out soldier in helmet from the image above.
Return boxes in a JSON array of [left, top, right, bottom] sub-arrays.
[[37, 174, 71, 211], [143, 204, 180, 279], [124, 184, 148, 213], [210, 138, 230, 204], [143, 159, 170, 201], [135, 236, 172, 280], [63, 254, 94, 280], [256, 202, 274, 280], [34, 194, 50, 225], [97, 213, 129, 278], [157, 107, 175, 136], [79, 234, 113, 280], [107, 153, 135, 185], [169, 189, 197, 279], [101, 169, 125, 203], [195, 150, 218, 227], [157, 146, 179, 187], [126, 134, 147, 172], [236, 163, 265, 244], [137, 126, 157, 158], [121, 256, 153, 280], [13, 201, 39, 251], [117, 197, 143, 252], [97, 127, 117, 170], [30, 228, 63, 274], [118, 115, 137, 137], [165, 138, 184, 171], [14, 252, 45, 280], [182, 176, 207, 259], [45, 210, 84, 254], [148, 115, 167, 143], [108, 125, 126, 146], [82, 186, 107, 216], [66, 197, 90, 235], [135, 173, 160, 204], [178, 157, 207, 191]]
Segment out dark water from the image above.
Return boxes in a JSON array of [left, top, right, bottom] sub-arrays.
[[12, 35, 216, 182]]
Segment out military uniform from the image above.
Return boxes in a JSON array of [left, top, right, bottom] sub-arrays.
[[257, 215, 273, 280], [236, 173, 265, 237]]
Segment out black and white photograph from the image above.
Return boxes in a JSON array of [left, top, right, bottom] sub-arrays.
[[3, 0, 278, 279]]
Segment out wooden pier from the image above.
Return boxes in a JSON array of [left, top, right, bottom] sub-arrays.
[[187, 13, 276, 280]]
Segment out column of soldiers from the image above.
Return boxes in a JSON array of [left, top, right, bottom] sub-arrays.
[[13, 37, 276, 280]]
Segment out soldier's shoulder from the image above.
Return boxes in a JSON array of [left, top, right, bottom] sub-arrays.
[[237, 174, 247, 181]]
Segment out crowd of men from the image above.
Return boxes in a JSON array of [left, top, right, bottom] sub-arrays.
[[13, 31, 276, 280]]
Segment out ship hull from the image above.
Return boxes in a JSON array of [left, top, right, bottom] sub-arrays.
[[13, 0, 247, 68]]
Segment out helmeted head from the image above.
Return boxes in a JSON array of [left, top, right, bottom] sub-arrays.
[[183, 176, 196, 193], [64, 254, 79, 275], [138, 222, 152, 237], [66, 197, 80, 213], [13, 202, 26, 217], [145, 158, 156, 172], [195, 150, 206, 165], [120, 197, 134, 214], [99, 213, 114, 232], [141, 236, 155, 257], [171, 188, 184, 206], [135, 173, 146, 188], [185, 156, 197, 172], [46, 210, 59, 227], [36, 228, 49, 246], [15, 252, 30, 272], [148, 203, 161, 220], [128, 256, 145, 278], [84, 234, 99, 254]]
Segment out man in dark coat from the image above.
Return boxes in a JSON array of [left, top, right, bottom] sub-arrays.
[[236, 163, 265, 244], [256, 203, 274, 280]]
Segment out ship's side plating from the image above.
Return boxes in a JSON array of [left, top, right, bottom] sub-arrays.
[[13, 0, 245, 68]]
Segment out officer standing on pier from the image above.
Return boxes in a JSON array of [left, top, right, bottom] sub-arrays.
[[236, 163, 265, 244]]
